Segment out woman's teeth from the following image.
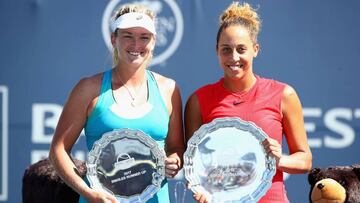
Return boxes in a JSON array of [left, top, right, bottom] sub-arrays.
[[129, 51, 141, 56], [229, 65, 243, 70]]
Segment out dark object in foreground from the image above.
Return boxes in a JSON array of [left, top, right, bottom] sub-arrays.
[[308, 164, 360, 203], [22, 157, 86, 203]]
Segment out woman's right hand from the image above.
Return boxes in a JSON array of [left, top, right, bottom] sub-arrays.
[[86, 189, 117, 203], [187, 183, 209, 203], [193, 192, 209, 203]]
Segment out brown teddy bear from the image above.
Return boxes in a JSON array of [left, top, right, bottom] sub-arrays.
[[308, 164, 360, 203]]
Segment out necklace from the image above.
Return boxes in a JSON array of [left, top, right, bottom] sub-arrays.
[[117, 73, 146, 107]]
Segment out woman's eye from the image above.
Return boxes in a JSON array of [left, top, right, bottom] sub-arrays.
[[222, 48, 231, 54], [237, 47, 246, 53]]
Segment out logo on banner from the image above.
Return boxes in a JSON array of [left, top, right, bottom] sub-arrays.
[[102, 0, 184, 66]]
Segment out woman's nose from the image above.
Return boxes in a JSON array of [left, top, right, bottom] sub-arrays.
[[231, 49, 241, 60], [130, 38, 138, 47]]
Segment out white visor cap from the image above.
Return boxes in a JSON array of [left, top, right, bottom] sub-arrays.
[[111, 12, 156, 35]]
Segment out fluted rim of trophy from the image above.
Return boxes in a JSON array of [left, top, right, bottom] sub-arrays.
[[86, 128, 166, 203], [184, 117, 276, 203]]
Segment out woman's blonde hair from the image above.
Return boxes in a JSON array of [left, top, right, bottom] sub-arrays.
[[113, 4, 155, 22], [216, 2, 261, 49], [112, 4, 156, 65]]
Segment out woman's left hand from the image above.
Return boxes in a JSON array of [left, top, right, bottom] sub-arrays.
[[165, 157, 180, 178], [263, 137, 282, 166]]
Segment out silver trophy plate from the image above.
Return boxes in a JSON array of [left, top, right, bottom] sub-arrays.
[[184, 117, 276, 203], [86, 129, 165, 203]]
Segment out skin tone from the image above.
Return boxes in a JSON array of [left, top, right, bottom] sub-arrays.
[[49, 24, 185, 202], [185, 25, 312, 203]]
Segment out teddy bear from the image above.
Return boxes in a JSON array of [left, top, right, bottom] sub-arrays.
[[308, 164, 360, 203]]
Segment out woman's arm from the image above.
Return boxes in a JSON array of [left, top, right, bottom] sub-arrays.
[[185, 93, 209, 203], [155, 73, 185, 178], [165, 84, 185, 177], [267, 85, 312, 174], [49, 76, 117, 203], [184, 93, 202, 142]]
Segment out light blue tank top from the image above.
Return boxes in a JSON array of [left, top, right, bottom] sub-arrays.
[[79, 69, 170, 203]]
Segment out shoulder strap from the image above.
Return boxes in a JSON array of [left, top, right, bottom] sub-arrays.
[[146, 70, 169, 115]]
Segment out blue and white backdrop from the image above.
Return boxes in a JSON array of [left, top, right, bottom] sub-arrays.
[[1, 0, 360, 202]]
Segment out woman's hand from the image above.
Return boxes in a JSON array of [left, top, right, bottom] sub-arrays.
[[86, 189, 117, 203], [193, 192, 209, 203], [187, 182, 209, 203], [263, 137, 282, 166], [165, 157, 180, 178]]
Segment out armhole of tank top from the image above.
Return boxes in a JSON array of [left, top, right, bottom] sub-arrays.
[[148, 70, 170, 116], [194, 90, 205, 123], [278, 82, 287, 119], [87, 70, 110, 120]]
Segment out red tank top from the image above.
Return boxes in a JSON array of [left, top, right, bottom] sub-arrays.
[[195, 75, 290, 202]]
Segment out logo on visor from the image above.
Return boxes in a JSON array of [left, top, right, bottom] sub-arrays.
[[102, 0, 184, 67], [136, 15, 143, 20]]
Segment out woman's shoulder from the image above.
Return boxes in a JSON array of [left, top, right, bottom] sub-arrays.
[[77, 72, 102, 89], [256, 75, 298, 100], [149, 71, 180, 111], [256, 75, 288, 92], [149, 71, 176, 91], [257, 75, 286, 86], [71, 72, 104, 99]]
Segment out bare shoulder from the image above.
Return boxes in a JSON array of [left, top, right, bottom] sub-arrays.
[[71, 73, 103, 101], [150, 71, 177, 93], [283, 85, 296, 97], [150, 71, 181, 114], [186, 92, 198, 107], [281, 85, 299, 105], [78, 73, 101, 87], [281, 84, 303, 113]]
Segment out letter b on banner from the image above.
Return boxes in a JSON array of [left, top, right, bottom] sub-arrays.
[[32, 103, 62, 143]]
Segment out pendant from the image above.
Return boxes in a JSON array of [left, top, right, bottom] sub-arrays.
[[131, 100, 136, 107]]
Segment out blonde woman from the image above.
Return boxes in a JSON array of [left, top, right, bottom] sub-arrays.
[[185, 2, 312, 203], [49, 3, 184, 203]]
